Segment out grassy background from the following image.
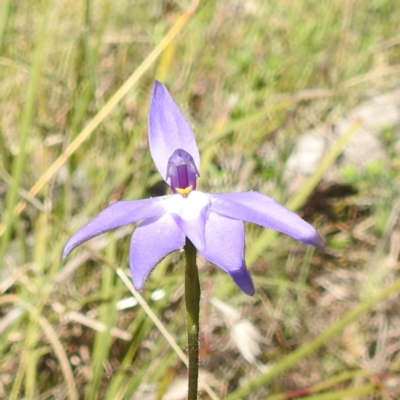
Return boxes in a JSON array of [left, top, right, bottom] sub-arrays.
[[1, 0, 400, 399]]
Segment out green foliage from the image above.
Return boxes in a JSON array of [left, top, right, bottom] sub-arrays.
[[1, 0, 400, 399]]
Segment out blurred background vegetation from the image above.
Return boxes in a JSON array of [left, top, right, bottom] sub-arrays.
[[1, 0, 400, 399]]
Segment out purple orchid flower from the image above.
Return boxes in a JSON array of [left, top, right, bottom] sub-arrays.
[[63, 81, 323, 296]]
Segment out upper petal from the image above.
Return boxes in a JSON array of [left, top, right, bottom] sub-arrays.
[[62, 197, 169, 258], [148, 81, 200, 182], [130, 213, 185, 290], [198, 212, 255, 296], [210, 191, 324, 247]]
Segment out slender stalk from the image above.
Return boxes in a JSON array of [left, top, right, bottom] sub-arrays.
[[184, 237, 200, 400]]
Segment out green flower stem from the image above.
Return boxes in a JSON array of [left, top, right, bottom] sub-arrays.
[[184, 237, 200, 400]]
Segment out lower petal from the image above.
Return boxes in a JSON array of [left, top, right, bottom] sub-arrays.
[[130, 213, 185, 290], [198, 212, 255, 296]]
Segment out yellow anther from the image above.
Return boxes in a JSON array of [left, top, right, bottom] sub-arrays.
[[176, 186, 193, 197]]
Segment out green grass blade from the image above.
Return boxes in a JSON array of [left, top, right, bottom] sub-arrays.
[[0, 2, 50, 266], [226, 275, 400, 400]]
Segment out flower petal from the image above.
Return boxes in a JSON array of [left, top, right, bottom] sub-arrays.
[[148, 81, 200, 183], [130, 213, 185, 290], [198, 212, 255, 296], [210, 191, 324, 247], [62, 197, 168, 259], [164, 191, 209, 251]]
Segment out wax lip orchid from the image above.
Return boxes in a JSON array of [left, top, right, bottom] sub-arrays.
[[63, 80, 323, 296]]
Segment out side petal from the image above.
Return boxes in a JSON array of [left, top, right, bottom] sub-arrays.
[[130, 213, 185, 290], [148, 81, 200, 182], [210, 191, 324, 247], [62, 197, 168, 259], [198, 212, 255, 296]]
